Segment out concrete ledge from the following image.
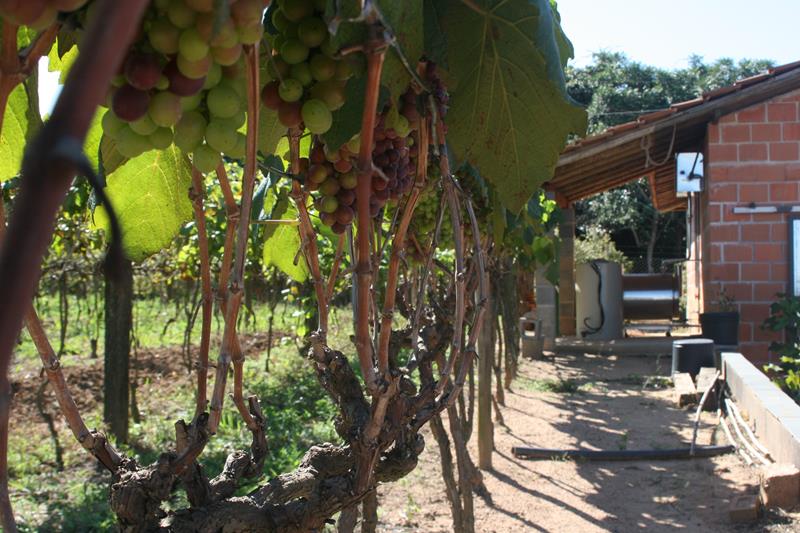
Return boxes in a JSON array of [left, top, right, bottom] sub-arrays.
[[723, 352, 800, 466], [555, 336, 686, 356]]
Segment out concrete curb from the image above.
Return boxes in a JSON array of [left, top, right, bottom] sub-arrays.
[[722, 352, 800, 466]]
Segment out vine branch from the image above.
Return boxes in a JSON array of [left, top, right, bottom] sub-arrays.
[[353, 27, 387, 394], [189, 167, 212, 419]]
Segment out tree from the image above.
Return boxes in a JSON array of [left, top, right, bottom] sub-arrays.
[[0, 1, 586, 531], [567, 52, 774, 271]]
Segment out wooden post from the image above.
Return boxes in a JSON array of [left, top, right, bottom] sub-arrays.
[[477, 271, 494, 469], [558, 207, 576, 336], [104, 259, 132, 443]]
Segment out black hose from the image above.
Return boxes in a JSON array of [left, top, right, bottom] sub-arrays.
[[581, 260, 605, 338], [511, 445, 734, 461]]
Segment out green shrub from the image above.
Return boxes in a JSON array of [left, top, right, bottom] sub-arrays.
[[763, 293, 800, 399], [574, 226, 632, 271]]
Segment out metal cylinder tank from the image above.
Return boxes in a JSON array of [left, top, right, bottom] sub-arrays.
[[575, 261, 623, 340]]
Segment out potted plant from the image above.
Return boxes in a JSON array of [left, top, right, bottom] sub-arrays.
[[699, 286, 740, 346]]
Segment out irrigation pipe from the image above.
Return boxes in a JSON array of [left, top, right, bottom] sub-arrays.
[[724, 406, 769, 466], [718, 413, 754, 466], [724, 397, 771, 458], [690, 370, 720, 456], [511, 445, 733, 461]]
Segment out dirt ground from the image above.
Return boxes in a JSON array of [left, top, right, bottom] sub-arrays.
[[377, 353, 800, 533]]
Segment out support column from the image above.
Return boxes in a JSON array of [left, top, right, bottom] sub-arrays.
[[558, 207, 576, 337], [534, 267, 557, 350]]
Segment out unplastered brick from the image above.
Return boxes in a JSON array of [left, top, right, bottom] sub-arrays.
[[760, 464, 800, 509]]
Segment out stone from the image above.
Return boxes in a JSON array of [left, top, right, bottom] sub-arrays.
[[673, 372, 698, 407], [729, 493, 760, 523], [760, 463, 800, 509], [695, 367, 720, 411]]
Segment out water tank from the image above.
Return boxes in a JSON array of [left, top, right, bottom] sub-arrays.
[[575, 261, 623, 340], [623, 273, 680, 320]]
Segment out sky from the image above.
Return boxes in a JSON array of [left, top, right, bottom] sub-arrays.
[[39, 0, 800, 115], [558, 0, 799, 69]]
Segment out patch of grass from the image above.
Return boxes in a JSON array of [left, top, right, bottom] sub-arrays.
[[518, 377, 587, 394], [613, 374, 673, 390], [9, 299, 352, 531]]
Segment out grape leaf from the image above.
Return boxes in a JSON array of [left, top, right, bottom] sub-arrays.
[[423, 0, 448, 67], [258, 62, 288, 155], [47, 40, 78, 84], [0, 85, 29, 182], [376, 0, 424, 101], [549, 0, 573, 68], [100, 146, 193, 261], [99, 134, 128, 177], [258, 107, 286, 155], [83, 109, 104, 173], [262, 198, 308, 282], [437, 0, 587, 212], [328, 2, 423, 102], [321, 75, 389, 152]]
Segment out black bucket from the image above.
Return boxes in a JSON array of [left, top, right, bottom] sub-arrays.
[[699, 311, 739, 346]]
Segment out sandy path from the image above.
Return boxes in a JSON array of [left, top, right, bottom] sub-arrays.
[[376, 353, 800, 532]]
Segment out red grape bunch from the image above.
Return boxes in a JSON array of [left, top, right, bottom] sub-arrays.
[[260, 0, 356, 135], [97, 0, 266, 172], [303, 137, 359, 235], [0, 0, 90, 30]]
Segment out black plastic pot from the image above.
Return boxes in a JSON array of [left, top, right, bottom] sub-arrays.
[[699, 311, 740, 346]]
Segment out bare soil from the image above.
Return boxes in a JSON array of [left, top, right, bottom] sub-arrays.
[[377, 353, 800, 533]]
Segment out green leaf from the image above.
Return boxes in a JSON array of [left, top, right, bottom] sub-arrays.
[[322, 75, 389, 152], [258, 107, 286, 155], [83, 109, 104, 174], [262, 198, 308, 282], [99, 134, 128, 177], [101, 146, 193, 261], [48, 40, 79, 84], [548, 1, 574, 69], [0, 85, 29, 183], [423, 0, 448, 67], [438, 0, 587, 212], [16, 27, 36, 49], [376, 0, 424, 101]]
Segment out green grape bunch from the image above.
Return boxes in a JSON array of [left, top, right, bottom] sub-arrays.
[[260, 0, 357, 135], [300, 91, 421, 235], [96, 0, 267, 172]]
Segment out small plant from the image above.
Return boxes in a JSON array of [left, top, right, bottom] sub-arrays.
[[762, 293, 800, 399], [712, 286, 737, 313]]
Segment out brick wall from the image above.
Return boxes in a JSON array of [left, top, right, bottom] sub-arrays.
[[703, 88, 800, 362]]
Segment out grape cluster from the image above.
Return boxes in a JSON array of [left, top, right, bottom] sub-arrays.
[[301, 96, 420, 234], [98, 0, 266, 172], [260, 0, 355, 134], [0, 0, 88, 30], [425, 62, 449, 125], [371, 99, 417, 204], [303, 137, 359, 235], [407, 181, 453, 257]]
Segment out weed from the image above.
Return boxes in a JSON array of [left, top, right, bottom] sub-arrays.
[[518, 377, 582, 394]]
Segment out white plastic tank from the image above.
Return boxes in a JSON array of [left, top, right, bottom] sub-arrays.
[[575, 260, 623, 340]]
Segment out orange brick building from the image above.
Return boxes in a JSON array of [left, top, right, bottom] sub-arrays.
[[700, 89, 800, 360], [545, 62, 800, 362]]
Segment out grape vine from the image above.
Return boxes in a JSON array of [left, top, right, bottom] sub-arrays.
[[0, 1, 586, 531]]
